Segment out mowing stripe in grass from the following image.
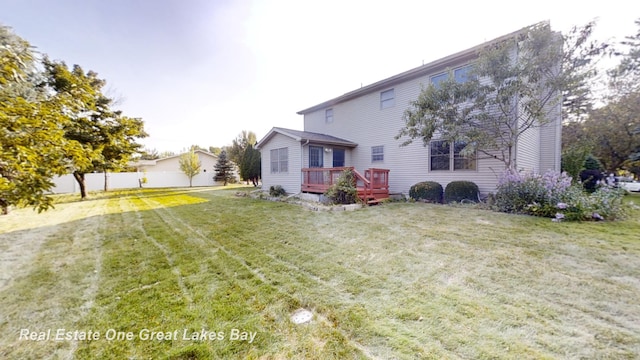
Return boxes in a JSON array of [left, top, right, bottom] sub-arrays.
[[133, 190, 379, 359]]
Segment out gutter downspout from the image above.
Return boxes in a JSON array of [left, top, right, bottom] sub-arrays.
[[301, 139, 310, 191]]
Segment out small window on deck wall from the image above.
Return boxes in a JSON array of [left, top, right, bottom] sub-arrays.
[[371, 145, 384, 162]]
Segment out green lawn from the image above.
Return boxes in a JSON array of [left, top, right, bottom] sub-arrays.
[[1, 188, 639, 359]]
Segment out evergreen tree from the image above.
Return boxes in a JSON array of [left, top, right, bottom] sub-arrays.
[[240, 144, 261, 186], [214, 150, 235, 186]]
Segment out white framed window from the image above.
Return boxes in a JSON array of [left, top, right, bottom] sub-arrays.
[[270, 147, 288, 173], [431, 72, 448, 87], [430, 140, 450, 171], [371, 145, 384, 162], [380, 89, 395, 109], [454, 65, 474, 83], [453, 141, 476, 170], [430, 140, 475, 171], [431, 64, 474, 88], [325, 108, 334, 123]]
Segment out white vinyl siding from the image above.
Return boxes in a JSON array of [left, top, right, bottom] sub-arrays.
[[259, 133, 301, 194], [302, 70, 507, 195], [300, 37, 560, 196]]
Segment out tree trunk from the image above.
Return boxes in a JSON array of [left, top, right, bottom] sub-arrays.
[[73, 171, 88, 199], [189, 177, 193, 187], [0, 199, 8, 215], [104, 170, 109, 192]]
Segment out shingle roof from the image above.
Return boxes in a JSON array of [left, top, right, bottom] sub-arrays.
[[256, 127, 358, 149]]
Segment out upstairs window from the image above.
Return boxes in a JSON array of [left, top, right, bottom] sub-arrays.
[[380, 89, 395, 109], [431, 72, 448, 88], [431, 64, 474, 88], [325, 108, 334, 123], [454, 65, 473, 83]]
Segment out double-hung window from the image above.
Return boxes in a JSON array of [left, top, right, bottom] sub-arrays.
[[325, 108, 334, 123], [371, 145, 384, 162], [270, 147, 288, 173], [380, 89, 395, 109]]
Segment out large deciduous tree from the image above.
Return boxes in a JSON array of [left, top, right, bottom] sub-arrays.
[[43, 59, 147, 198], [227, 130, 256, 165], [581, 92, 640, 174], [562, 19, 640, 177], [179, 149, 201, 187], [0, 25, 83, 214], [396, 22, 609, 173]]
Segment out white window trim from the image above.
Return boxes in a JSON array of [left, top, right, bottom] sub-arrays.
[[380, 89, 395, 109], [325, 108, 334, 123], [371, 145, 384, 162], [270, 147, 288, 173], [429, 140, 476, 171], [430, 64, 475, 86]]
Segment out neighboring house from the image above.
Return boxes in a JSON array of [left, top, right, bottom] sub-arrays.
[[129, 150, 238, 186], [256, 26, 561, 199], [131, 150, 220, 174]]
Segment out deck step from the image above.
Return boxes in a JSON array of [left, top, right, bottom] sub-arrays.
[[366, 198, 384, 205]]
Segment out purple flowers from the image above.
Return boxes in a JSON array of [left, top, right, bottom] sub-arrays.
[[552, 212, 566, 222], [495, 169, 626, 221]]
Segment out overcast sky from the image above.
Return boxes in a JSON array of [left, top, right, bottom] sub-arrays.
[[2, 0, 639, 152]]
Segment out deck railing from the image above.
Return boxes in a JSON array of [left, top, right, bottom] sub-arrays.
[[301, 167, 390, 201]]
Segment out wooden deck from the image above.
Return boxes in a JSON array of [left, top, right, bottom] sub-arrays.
[[301, 167, 390, 203]]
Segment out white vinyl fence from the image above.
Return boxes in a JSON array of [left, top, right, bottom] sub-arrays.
[[51, 171, 225, 194]]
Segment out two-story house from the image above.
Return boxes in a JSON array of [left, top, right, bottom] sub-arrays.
[[256, 25, 562, 201]]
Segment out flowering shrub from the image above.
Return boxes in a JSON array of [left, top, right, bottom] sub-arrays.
[[494, 170, 572, 216], [493, 170, 626, 221]]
